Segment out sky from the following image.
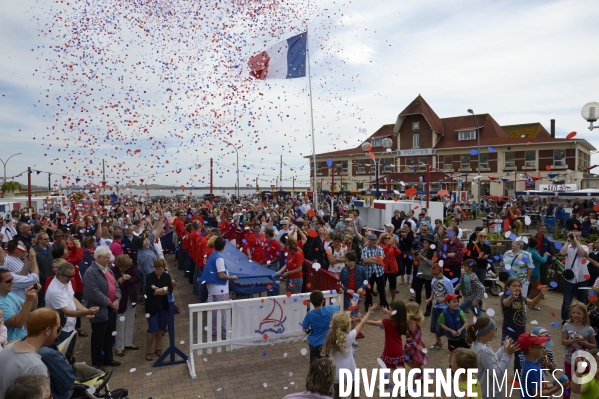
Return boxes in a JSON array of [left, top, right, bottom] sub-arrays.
[[1, 0, 599, 192]]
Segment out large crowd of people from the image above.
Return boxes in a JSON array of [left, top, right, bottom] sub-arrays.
[[1, 191, 599, 398]]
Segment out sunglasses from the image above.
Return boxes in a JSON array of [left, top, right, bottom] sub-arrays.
[[1, 278, 13, 284], [61, 273, 75, 280]]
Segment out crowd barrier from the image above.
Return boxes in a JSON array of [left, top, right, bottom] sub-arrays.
[[304, 259, 340, 292], [187, 291, 339, 379]]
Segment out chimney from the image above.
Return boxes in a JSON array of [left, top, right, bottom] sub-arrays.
[[550, 119, 555, 139]]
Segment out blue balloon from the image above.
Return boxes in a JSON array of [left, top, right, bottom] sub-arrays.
[[326, 158, 333, 167], [509, 234, 518, 240], [554, 242, 563, 250], [549, 281, 558, 288], [550, 322, 560, 328], [470, 149, 479, 156], [488, 147, 497, 153]]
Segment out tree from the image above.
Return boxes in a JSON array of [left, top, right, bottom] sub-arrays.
[[1, 181, 22, 196]]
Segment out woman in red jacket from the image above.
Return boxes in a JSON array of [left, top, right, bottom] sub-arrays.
[[276, 237, 304, 294], [379, 233, 401, 303]]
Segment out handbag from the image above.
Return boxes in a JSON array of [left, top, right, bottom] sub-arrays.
[[562, 250, 578, 281]]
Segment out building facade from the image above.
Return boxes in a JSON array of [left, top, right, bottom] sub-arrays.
[[310, 95, 595, 198]]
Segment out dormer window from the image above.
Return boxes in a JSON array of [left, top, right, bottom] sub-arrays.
[[458, 129, 476, 141], [412, 122, 419, 130]]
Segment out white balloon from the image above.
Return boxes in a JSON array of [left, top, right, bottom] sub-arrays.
[[300, 348, 308, 356], [486, 308, 496, 317]]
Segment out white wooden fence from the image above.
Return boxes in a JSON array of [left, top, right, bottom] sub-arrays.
[[187, 291, 341, 378]]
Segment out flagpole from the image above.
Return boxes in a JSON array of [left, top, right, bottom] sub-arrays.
[[306, 24, 319, 212]]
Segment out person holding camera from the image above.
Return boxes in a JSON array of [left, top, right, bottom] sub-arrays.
[[0, 268, 38, 341], [560, 231, 590, 325]]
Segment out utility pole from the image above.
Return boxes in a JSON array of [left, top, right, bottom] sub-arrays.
[[280, 155, 283, 192], [48, 173, 51, 192], [102, 159, 106, 193], [210, 158, 213, 204], [27, 167, 32, 208]]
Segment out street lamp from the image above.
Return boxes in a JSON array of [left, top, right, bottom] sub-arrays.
[[225, 142, 240, 198], [361, 137, 393, 199], [581, 102, 599, 130], [0, 153, 22, 181], [467, 109, 481, 217]]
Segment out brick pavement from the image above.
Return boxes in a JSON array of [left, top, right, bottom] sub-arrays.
[[71, 223, 575, 399]]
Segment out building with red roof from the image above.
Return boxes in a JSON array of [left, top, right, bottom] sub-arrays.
[[309, 95, 596, 197]]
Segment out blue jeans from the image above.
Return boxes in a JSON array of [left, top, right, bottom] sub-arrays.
[[287, 278, 302, 294], [459, 300, 482, 317], [138, 269, 148, 296], [562, 280, 589, 321]]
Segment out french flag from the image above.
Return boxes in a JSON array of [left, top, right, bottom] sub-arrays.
[[248, 32, 307, 80]]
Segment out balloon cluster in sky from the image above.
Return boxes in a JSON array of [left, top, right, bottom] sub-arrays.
[[30, 0, 362, 188]]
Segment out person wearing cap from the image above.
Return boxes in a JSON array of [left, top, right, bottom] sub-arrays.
[[519, 327, 559, 391], [518, 333, 562, 399], [438, 293, 468, 367], [427, 263, 454, 351], [362, 233, 388, 310], [467, 317, 519, 399]]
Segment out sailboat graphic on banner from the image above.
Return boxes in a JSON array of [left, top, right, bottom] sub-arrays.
[[255, 298, 287, 335]]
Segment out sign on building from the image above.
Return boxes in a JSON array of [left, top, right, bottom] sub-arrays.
[[397, 148, 436, 157], [539, 184, 577, 192]]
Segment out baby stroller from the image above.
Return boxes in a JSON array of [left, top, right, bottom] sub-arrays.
[[57, 331, 129, 399], [484, 262, 502, 296]]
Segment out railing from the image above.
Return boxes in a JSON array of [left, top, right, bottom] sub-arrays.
[[304, 259, 339, 292], [187, 291, 339, 379]]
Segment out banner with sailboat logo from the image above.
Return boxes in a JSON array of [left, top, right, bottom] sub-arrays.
[[230, 292, 337, 350]]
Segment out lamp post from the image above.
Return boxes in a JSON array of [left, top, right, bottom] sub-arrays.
[[0, 153, 22, 182], [225, 142, 240, 198], [582, 102, 599, 130], [467, 109, 481, 217], [361, 137, 393, 199]]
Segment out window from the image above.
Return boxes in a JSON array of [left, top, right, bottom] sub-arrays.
[[505, 152, 515, 168], [412, 122, 420, 130], [479, 153, 489, 169], [444, 155, 454, 171], [504, 181, 514, 197], [460, 154, 470, 169], [458, 130, 476, 141], [413, 134, 420, 148], [383, 159, 394, 173], [358, 160, 365, 173], [342, 161, 348, 173], [418, 157, 428, 171], [524, 151, 536, 168], [553, 149, 566, 166], [356, 182, 364, 190], [316, 162, 323, 175]]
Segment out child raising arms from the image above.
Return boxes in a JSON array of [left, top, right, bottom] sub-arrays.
[[322, 304, 377, 399], [365, 300, 408, 370]]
